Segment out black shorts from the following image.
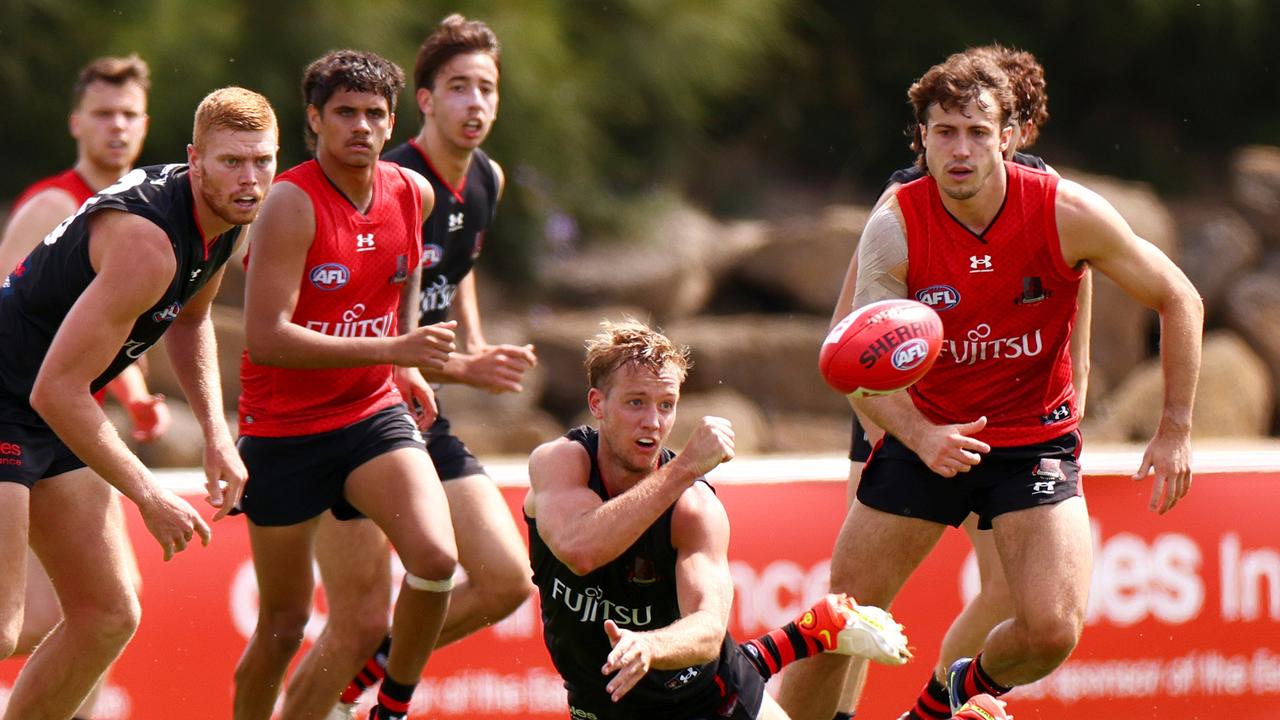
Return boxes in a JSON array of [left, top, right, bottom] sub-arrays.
[[856, 431, 1083, 530], [849, 414, 873, 463], [236, 404, 427, 526], [0, 415, 86, 488], [425, 413, 486, 482], [565, 645, 766, 720]]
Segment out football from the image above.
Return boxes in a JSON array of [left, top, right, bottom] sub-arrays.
[[819, 298, 944, 397]]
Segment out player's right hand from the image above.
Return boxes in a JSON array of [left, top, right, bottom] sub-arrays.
[[465, 343, 537, 393], [139, 487, 212, 561], [678, 416, 735, 477], [912, 416, 990, 478], [392, 320, 456, 370]]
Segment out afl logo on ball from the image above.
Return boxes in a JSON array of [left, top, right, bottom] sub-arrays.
[[892, 338, 931, 371], [421, 243, 444, 269], [915, 285, 960, 310], [309, 263, 350, 291]]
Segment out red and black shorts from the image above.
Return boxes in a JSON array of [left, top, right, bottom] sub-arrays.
[[856, 431, 1083, 529], [235, 404, 427, 526], [0, 414, 86, 489], [424, 410, 486, 482]]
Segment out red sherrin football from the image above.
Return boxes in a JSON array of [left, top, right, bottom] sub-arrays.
[[819, 299, 944, 397]]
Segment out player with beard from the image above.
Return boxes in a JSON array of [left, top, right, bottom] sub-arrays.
[[231, 50, 457, 720], [778, 51, 1201, 719], [0, 54, 172, 720], [302, 17, 538, 719], [0, 86, 277, 719]]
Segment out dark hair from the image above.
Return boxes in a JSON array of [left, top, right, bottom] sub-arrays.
[[301, 50, 405, 151], [414, 14, 501, 93], [907, 51, 1015, 160], [971, 44, 1049, 148], [72, 54, 150, 108]]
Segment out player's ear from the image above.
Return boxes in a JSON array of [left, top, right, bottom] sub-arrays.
[[587, 387, 605, 420], [306, 104, 322, 136], [68, 110, 82, 140], [186, 143, 199, 172], [416, 87, 433, 118]]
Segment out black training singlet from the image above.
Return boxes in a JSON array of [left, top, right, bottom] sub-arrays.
[[0, 164, 241, 424], [381, 140, 499, 327], [885, 151, 1047, 189], [526, 426, 739, 718]]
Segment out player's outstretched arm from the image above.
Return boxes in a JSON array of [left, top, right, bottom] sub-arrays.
[[243, 182, 454, 369], [527, 418, 733, 575], [30, 211, 210, 560], [602, 483, 732, 701], [1058, 180, 1203, 514], [165, 261, 245, 520]]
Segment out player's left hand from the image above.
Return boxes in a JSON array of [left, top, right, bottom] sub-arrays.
[[394, 365, 438, 430], [126, 392, 171, 442], [463, 343, 537, 394], [602, 619, 653, 702], [204, 433, 248, 521], [1133, 425, 1192, 514]]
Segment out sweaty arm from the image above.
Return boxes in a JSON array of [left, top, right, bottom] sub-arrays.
[[1058, 180, 1203, 512], [243, 182, 452, 369], [526, 439, 710, 576], [602, 484, 733, 700], [30, 211, 211, 557], [0, 190, 78, 275]]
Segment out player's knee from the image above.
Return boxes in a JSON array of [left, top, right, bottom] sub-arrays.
[[400, 545, 458, 587], [72, 593, 142, 653], [1023, 618, 1081, 670], [476, 569, 535, 620], [255, 607, 311, 654]]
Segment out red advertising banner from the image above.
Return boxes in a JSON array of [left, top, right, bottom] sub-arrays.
[[3, 450, 1279, 719]]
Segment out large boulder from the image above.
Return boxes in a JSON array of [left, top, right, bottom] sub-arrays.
[[667, 388, 768, 454], [1223, 271, 1280, 428], [1170, 202, 1261, 321], [442, 405, 565, 458], [539, 202, 766, 321], [1061, 168, 1178, 387], [1088, 331, 1272, 442], [525, 306, 651, 421], [1231, 145, 1280, 248], [668, 314, 847, 416], [734, 205, 869, 316]]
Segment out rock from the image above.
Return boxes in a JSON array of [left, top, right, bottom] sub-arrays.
[[1231, 145, 1280, 248], [1170, 202, 1261, 320], [1061, 168, 1178, 386], [668, 314, 847, 416], [442, 405, 565, 458], [540, 202, 766, 321], [763, 412, 853, 454], [734, 205, 868, 316], [1088, 331, 1272, 442], [1224, 271, 1280, 427], [666, 388, 768, 454]]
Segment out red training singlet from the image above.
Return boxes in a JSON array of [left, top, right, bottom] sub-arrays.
[[898, 161, 1083, 447], [238, 160, 423, 437], [12, 169, 111, 405]]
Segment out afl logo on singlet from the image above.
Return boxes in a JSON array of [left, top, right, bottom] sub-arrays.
[[915, 284, 960, 310], [421, 243, 443, 269], [309, 263, 350, 291]]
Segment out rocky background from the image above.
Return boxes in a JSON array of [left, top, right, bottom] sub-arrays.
[[65, 146, 1278, 467]]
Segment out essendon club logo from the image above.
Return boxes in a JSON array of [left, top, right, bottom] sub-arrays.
[[421, 243, 443, 269], [309, 263, 350, 291]]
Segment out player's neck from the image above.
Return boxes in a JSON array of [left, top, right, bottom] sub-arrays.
[[315, 152, 376, 214], [595, 438, 655, 497], [415, 126, 474, 188], [938, 162, 1008, 234], [74, 157, 130, 192], [190, 181, 234, 240]]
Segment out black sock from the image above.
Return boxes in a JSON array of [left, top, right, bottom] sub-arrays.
[[341, 634, 392, 703], [833, 712, 856, 720], [906, 673, 952, 719], [375, 673, 416, 718]]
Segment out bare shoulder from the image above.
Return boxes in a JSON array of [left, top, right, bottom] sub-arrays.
[[1054, 178, 1136, 264], [397, 166, 435, 215], [853, 199, 909, 307], [528, 436, 590, 486], [250, 181, 314, 247], [488, 157, 506, 199], [11, 187, 80, 229], [88, 210, 174, 270], [671, 481, 729, 549]]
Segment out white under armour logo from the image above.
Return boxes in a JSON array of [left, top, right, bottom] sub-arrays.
[[448, 212, 464, 232], [356, 233, 376, 252], [1032, 480, 1056, 496], [969, 255, 993, 272]]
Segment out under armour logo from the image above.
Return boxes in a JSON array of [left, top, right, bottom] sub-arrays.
[[448, 212, 464, 232], [356, 233, 376, 252], [969, 255, 993, 273], [1032, 480, 1056, 496], [189, 268, 202, 282]]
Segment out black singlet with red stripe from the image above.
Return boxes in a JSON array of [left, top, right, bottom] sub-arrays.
[[381, 140, 498, 327], [525, 425, 739, 718], [0, 164, 240, 424]]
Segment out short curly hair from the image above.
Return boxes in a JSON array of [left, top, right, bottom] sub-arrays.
[[584, 319, 691, 391]]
